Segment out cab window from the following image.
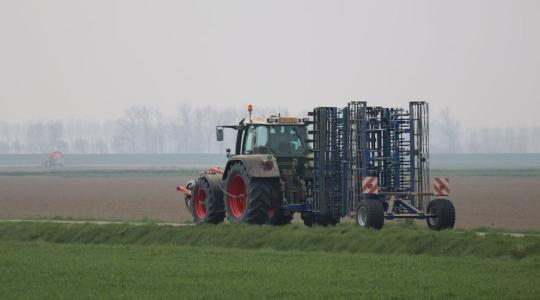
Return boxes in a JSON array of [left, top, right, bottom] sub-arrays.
[[253, 126, 269, 153], [243, 126, 255, 154], [243, 126, 269, 154], [269, 126, 306, 154]]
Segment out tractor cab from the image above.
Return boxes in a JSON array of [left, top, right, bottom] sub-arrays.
[[241, 122, 308, 156], [216, 106, 312, 176], [217, 117, 309, 155]]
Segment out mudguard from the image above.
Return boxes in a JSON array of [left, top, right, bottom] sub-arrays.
[[223, 155, 280, 179]]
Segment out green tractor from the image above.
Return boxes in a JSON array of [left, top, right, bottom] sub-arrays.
[[179, 105, 314, 225]]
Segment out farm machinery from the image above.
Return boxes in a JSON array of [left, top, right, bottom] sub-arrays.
[[42, 151, 65, 167], [178, 102, 455, 230]]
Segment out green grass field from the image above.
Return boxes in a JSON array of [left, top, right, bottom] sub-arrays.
[[1, 222, 540, 299]]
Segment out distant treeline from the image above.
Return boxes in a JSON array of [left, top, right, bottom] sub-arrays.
[[0, 105, 538, 154], [0, 104, 288, 154]]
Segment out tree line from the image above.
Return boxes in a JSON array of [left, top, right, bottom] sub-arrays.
[[0, 104, 287, 154], [0, 105, 538, 154]]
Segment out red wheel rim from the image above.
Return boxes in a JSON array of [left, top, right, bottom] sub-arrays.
[[194, 188, 207, 219], [228, 175, 247, 218]]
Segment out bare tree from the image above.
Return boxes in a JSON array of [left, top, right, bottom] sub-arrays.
[[92, 138, 109, 154], [26, 123, 47, 153], [438, 107, 461, 153], [531, 126, 540, 153], [467, 129, 480, 153], [112, 106, 166, 153], [73, 138, 89, 153]]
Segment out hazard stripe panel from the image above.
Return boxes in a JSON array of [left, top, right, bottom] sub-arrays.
[[362, 176, 379, 194], [433, 177, 450, 196]]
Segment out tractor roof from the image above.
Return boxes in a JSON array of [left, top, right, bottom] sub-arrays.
[[248, 116, 306, 125]]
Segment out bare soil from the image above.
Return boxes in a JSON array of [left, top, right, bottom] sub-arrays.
[[0, 176, 192, 222], [0, 176, 539, 230]]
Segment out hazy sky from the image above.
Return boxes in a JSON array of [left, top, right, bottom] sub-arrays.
[[0, 0, 539, 127]]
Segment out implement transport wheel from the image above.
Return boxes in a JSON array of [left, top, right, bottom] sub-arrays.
[[426, 198, 455, 230], [356, 200, 384, 230], [190, 175, 225, 225], [224, 163, 272, 224]]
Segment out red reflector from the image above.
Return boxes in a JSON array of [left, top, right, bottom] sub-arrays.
[[263, 160, 273, 170]]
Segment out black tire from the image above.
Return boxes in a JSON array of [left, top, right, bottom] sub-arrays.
[[190, 174, 225, 225], [321, 216, 340, 226], [426, 198, 455, 230], [268, 208, 293, 225], [223, 163, 272, 224], [356, 200, 384, 229], [301, 212, 339, 227], [301, 211, 314, 227], [314, 216, 340, 226], [184, 180, 196, 211]]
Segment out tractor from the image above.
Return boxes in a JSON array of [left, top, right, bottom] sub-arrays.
[[42, 151, 65, 167], [178, 102, 455, 230]]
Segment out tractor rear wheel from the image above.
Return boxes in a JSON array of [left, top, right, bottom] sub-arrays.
[[356, 200, 384, 230], [224, 163, 272, 224], [190, 175, 225, 225], [426, 198, 455, 230]]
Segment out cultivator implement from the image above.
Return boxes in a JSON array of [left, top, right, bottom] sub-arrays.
[[307, 101, 454, 229]]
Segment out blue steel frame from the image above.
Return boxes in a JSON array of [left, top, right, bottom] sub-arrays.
[[307, 101, 431, 221], [409, 103, 416, 207], [310, 107, 344, 219]]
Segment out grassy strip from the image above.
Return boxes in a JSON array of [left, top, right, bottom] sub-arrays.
[[1, 241, 539, 299], [0, 222, 538, 259]]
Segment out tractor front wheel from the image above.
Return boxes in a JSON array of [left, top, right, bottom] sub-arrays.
[[184, 180, 196, 211], [224, 163, 272, 224], [426, 198, 455, 230], [356, 200, 384, 230]]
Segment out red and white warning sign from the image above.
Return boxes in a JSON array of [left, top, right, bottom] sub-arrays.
[[433, 177, 450, 196], [362, 176, 379, 194]]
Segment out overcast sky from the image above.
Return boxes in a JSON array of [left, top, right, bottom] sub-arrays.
[[0, 0, 539, 127]]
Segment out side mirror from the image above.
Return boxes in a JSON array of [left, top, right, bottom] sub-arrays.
[[216, 127, 224, 141]]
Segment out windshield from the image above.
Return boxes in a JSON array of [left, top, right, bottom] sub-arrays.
[[243, 125, 307, 155], [269, 126, 307, 155]]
